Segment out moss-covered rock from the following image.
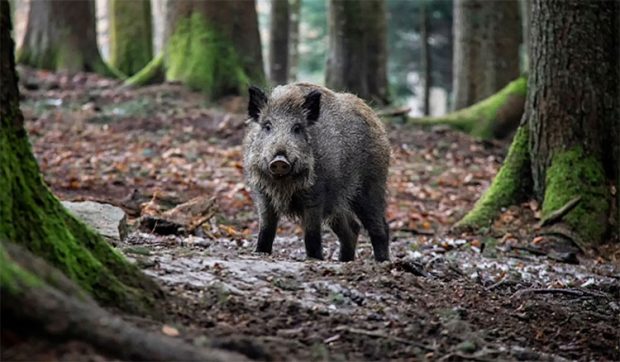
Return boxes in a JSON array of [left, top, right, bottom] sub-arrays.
[[454, 126, 531, 231], [409, 77, 527, 139], [165, 12, 249, 99], [542, 147, 610, 245]]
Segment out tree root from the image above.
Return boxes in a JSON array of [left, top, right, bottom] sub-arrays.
[[453, 126, 531, 232], [124, 54, 164, 87], [1, 241, 249, 362], [409, 77, 526, 140]]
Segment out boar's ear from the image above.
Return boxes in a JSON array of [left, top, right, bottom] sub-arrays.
[[302, 90, 321, 125], [248, 86, 267, 121]]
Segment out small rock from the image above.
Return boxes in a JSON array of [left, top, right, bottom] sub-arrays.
[[456, 340, 477, 353], [62, 201, 128, 244]]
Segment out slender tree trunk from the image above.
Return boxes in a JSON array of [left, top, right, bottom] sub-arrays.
[[456, 0, 618, 246], [452, 0, 521, 110], [269, 0, 289, 85], [420, 0, 431, 116], [326, 0, 389, 105], [17, 0, 113, 76], [1, 0, 161, 316], [109, 0, 153, 76], [151, 0, 265, 99], [288, 0, 301, 82]]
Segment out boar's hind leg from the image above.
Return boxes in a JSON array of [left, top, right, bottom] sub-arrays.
[[256, 197, 279, 254], [329, 214, 360, 262], [353, 191, 390, 262], [303, 207, 324, 260]]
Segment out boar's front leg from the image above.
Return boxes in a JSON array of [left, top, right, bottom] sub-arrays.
[[303, 207, 324, 260], [256, 194, 279, 254]]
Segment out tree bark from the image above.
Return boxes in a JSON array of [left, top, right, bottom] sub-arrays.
[[326, 0, 389, 105], [456, 0, 618, 246], [288, 0, 301, 82], [17, 0, 113, 76], [452, 0, 521, 110], [420, 0, 431, 116], [109, 0, 153, 76], [527, 0, 616, 245], [160, 0, 265, 99], [269, 0, 289, 85], [1, 0, 161, 316]]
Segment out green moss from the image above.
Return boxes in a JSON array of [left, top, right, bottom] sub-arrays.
[[1, 106, 160, 316], [165, 12, 249, 99], [455, 126, 530, 231], [542, 147, 610, 244], [125, 53, 164, 87], [0, 242, 42, 294], [409, 77, 527, 139], [109, 0, 153, 76]]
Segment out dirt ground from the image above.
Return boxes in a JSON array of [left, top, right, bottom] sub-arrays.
[[4, 68, 620, 361]]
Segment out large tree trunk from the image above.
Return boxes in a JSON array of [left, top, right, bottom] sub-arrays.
[[269, 0, 289, 85], [288, 0, 301, 82], [420, 0, 431, 116], [1, 1, 161, 316], [133, 0, 265, 99], [17, 0, 113, 76], [456, 1, 618, 247], [452, 0, 521, 110], [109, 0, 153, 76], [325, 0, 389, 105]]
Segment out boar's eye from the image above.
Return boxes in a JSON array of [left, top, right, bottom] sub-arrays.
[[292, 124, 303, 135], [262, 121, 272, 132]]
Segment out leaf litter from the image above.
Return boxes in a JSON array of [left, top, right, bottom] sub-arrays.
[[11, 66, 620, 361]]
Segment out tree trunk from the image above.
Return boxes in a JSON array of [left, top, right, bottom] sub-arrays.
[[1, 0, 161, 316], [452, 0, 521, 110], [17, 0, 113, 76], [288, 0, 301, 82], [269, 0, 289, 85], [326, 0, 389, 105], [528, 0, 616, 245], [456, 1, 618, 246], [158, 0, 265, 99], [420, 0, 431, 116], [109, 0, 153, 76]]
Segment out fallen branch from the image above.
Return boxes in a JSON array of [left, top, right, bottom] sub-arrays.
[[511, 287, 610, 300], [377, 107, 411, 118], [537, 196, 582, 228], [334, 326, 435, 351]]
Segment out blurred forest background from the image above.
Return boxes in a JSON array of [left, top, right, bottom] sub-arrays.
[[11, 0, 463, 115]]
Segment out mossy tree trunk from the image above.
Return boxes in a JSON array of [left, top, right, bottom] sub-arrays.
[[269, 0, 289, 86], [409, 77, 527, 140], [326, 0, 389, 105], [153, 0, 265, 99], [456, 0, 618, 247], [1, 0, 161, 316], [17, 0, 114, 76], [452, 0, 521, 111], [109, 0, 153, 76], [288, 0, 301, 82]]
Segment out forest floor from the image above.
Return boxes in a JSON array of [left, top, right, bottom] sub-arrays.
[[7, 67, 620, 361]]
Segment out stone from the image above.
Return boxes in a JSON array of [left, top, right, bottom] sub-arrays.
[[62, 201, 128, 244]]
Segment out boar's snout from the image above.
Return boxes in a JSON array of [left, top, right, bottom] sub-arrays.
[[269, 154, 291, 177]]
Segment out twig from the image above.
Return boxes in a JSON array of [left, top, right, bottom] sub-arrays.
[[537, 196, 581, 228], [485, 277, 508, 291], [334, 326, 435, 351], [377, 107, 411, 118], [511, 287, 610, 299]]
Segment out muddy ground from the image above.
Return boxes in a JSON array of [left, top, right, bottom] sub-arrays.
[[4, 68, 620, 361]]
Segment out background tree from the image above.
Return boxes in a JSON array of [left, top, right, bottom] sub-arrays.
[[456, 0, 619, 248], [452, 0, 521, 110], [419, 0, 431, 116], [109, 0, 153, 76], [288, 0, 301, 82], [17, 0, 114, 76], [269, 0, 290, 85], [128, 0, 265, 99], [326, 0, 389, 105]]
